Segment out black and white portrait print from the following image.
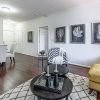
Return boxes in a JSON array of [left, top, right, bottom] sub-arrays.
[[55, 27, 66, 43], [70, 24, 85, 43], [92, 23, 100, 43]]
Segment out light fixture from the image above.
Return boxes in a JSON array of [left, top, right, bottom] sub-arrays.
[[1, 6, 10, 13], [0, 5, 18, 13]]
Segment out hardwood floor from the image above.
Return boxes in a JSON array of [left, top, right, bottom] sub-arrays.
[[68, 64, 89, 77], [0, 53, 40, 95], [0, 53, 99, 100]]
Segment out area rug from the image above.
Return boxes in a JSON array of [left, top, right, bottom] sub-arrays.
[[0, 73, 96, 100]]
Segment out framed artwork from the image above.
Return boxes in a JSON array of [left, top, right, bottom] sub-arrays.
[[28, 31, 33, 43], [55, 26, 66, 43], [70, 24, 85, 43], [91, 23, 100, 43]]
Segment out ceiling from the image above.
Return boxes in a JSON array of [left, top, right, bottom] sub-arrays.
[[0, 0, 99, 21]]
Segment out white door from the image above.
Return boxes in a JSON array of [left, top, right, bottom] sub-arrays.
[[39, 27, 48, 54]]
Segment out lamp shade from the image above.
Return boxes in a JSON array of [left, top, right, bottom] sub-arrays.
[[53, 56, 63, 64]]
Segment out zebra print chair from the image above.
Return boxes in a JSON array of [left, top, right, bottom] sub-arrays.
[[45, 47, 69, 76], [48, 48, 68, 65]]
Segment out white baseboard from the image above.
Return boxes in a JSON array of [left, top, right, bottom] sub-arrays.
[[68, 62, 90, 68], [16, 52, 37, 57], [16, 52, 91, 68]]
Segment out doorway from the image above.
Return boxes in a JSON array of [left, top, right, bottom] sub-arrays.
[[38, 26, 48, 54]]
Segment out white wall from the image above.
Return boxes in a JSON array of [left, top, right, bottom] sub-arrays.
[[3, 19, 17, 51], [9, 2, 100, 67], [0, 17, 3, 43], [15, 17, 48, 56], [48, 3, 100, 67]]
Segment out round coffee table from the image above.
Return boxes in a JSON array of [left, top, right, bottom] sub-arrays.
[[30, 74, 73, 100]]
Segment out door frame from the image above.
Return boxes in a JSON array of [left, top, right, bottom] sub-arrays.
[[38, 26, 48, 54]]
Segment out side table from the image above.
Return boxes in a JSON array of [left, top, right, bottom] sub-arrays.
[[38, 55, 47, 72]]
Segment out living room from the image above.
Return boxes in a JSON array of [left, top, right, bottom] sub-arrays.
[[0, 0, 100, 100]]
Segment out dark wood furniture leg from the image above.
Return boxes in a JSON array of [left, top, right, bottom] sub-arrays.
[[1, 62, 4, 70], [89, 88, 93, 94], [13, 57, 15, 63], [97, 92, 100, 100], [37, 97, 41, 100], [1, 62, 6, 70], [10, 57, 12, 63], [42, 56, 43, 72]]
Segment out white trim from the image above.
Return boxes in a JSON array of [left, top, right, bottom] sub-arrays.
[[33, 55, 39, 57], [16, 52, 91, 68], [68, 62, 90, 68], [16, 52, 36, 57], [38, 26, 49, 54]]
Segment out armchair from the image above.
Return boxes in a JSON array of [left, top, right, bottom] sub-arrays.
[[48, 48, 67, 65], [45, 47, 69, 76], [88, 64, 100, 93]]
